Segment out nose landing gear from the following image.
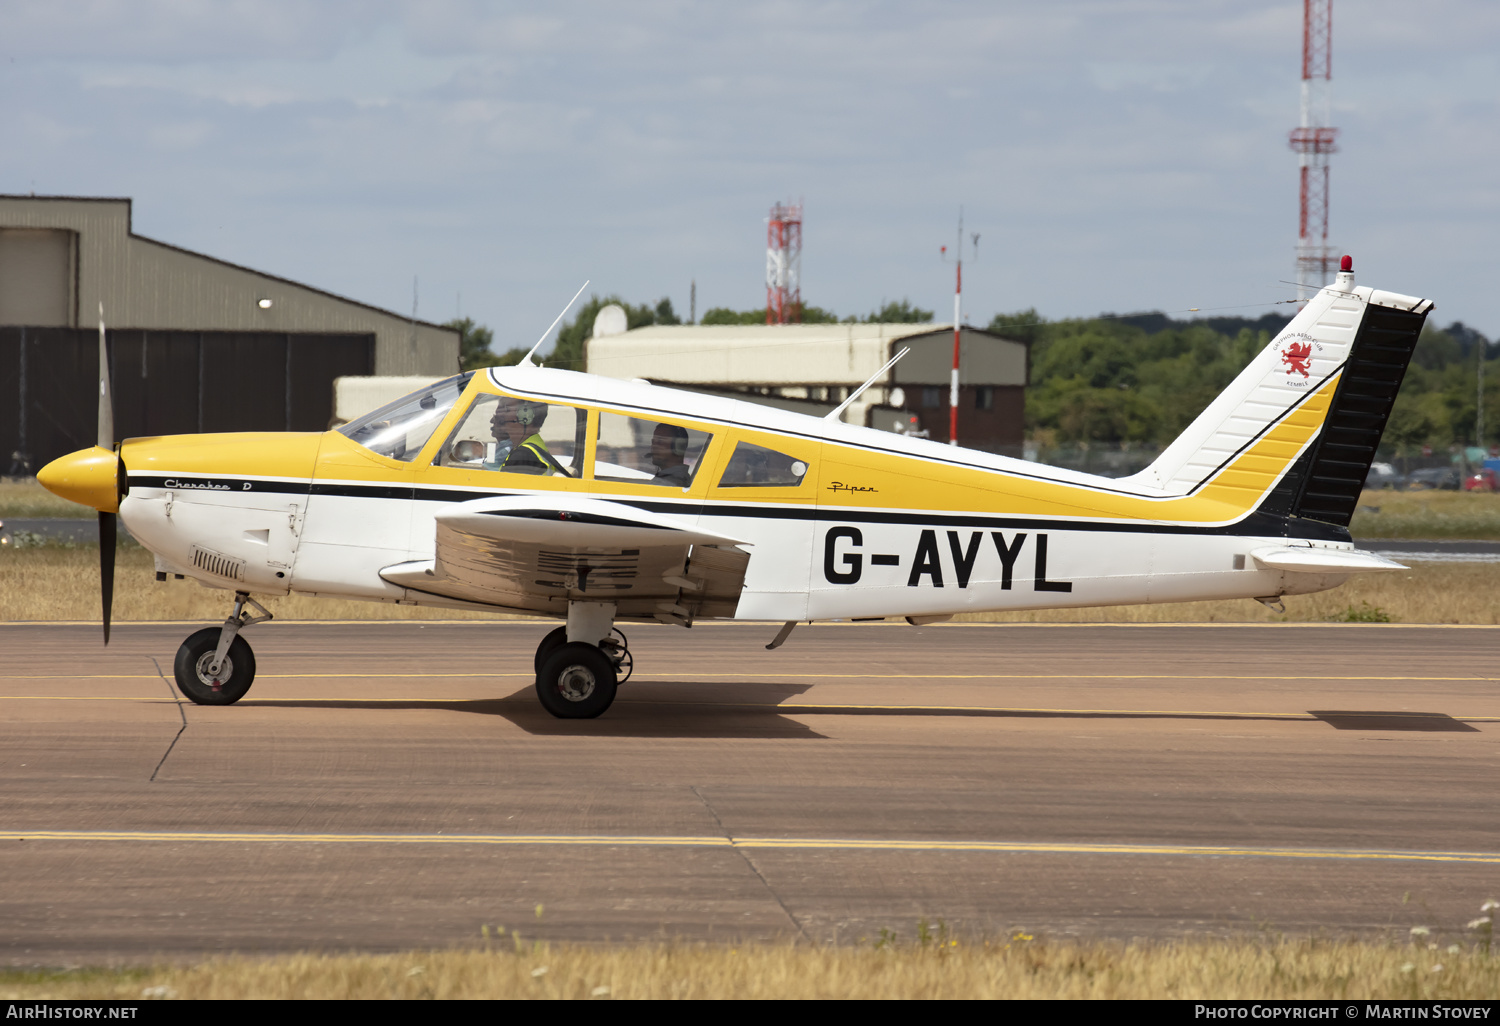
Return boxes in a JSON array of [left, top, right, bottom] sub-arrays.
[[172, 591, 271, 706]]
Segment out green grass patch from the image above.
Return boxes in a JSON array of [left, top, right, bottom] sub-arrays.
[[1350, 489, 1500, 539]]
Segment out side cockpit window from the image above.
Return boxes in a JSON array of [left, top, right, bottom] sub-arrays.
[[594, 412, 712, 489], [339, 373, 473, 462], [436, 394, 586, 477], [718, 441, 809, 487]]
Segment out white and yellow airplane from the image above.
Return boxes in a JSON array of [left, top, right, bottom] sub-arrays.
[[38, 260, 1431, 718]]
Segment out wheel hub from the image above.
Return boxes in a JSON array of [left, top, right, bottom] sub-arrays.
[[193, 651, 232, 691], [555, 663, 597, 701]]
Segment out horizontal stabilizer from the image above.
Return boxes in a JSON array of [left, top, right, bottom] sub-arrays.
[[1249, 546, 1406, 574]]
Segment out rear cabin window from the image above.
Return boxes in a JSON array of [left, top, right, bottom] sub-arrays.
[[717, 441, 809, 488], [593, 413, 712, 489]]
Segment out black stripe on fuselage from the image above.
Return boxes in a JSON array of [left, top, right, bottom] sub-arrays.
[[128, 473, 1347, 542]]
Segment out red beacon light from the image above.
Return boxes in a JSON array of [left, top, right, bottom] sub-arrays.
[[1340, 254, 1353, 272]]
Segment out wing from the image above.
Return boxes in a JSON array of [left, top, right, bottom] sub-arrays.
[[380, 495, 752, 624]]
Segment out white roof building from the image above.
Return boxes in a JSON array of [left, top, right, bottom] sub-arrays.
[[583, 317, 1028, 449]]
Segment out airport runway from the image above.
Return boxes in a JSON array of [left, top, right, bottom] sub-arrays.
[[1, 619, 1497, 965]]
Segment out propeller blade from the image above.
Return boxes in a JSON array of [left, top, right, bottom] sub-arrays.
[[98, 303, 113, 452], [98, 304, 117, 644], [99, 511, 115, 644]]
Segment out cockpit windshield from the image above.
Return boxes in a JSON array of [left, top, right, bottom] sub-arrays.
[[338, 372, 473, 461]]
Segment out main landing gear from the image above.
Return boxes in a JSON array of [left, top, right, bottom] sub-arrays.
[[534, 602, 633, 719], [172, 591, 271, 705]]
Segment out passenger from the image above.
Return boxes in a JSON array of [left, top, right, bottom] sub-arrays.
[[649, 423, 693, 487], [488, 399, 564, 475]]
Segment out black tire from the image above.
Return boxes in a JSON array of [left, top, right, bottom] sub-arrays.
[[535, 642, 618, 719], [173, 627, 256, 706], [533, 626, 569, 676]]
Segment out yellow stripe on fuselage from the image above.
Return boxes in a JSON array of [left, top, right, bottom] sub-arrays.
[[117, 372, 1339, 533], [812, 374, 1339, 527]]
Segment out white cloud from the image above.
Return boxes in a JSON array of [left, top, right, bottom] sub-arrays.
[[0, 0, 1496, 337]]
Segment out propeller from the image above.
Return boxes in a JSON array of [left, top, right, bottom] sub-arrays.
[[97, 303, 115, 644]]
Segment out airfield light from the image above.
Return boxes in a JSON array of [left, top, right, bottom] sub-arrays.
[[257, 298, 273, 309]]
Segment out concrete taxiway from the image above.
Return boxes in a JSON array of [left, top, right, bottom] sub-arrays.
[[1, 620, 1496, 964]]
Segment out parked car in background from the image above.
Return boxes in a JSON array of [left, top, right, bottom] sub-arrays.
[[1364, 462, 1405, 489], [1406, 466, 1462, 490], [1465, 468, 1499, 492]]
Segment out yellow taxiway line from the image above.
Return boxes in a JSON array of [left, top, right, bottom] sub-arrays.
[[1, 829, 1498, 864]]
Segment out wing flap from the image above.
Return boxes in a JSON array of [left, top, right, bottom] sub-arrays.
[[382, 496, 751, 620]]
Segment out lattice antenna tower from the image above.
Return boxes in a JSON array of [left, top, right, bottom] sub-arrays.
[[1290, 0, 1338, 300], [765, 201, 803, 324]]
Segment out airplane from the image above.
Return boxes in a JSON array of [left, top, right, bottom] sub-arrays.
[[36, 257, 1431, 719]]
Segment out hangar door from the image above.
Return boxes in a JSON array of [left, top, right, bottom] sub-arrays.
[[0, 329, 374, 475], [0, 229, 75, 327]]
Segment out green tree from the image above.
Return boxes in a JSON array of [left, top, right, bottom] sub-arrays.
[[447, 318, 501, 371], [549, 295, 681, 370], [701, 304, 841, 324], [700, 306, 765, 325], [986, 308, 1045, 345], [864, 299, 933, 323]]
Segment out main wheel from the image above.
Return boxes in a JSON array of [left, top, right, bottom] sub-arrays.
[[533, 626, 569, 675], [535, 642, 618, 719], [173, 627, 256, 706]]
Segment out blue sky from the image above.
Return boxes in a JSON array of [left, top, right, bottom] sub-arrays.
[[4, 1, 1497, 352]]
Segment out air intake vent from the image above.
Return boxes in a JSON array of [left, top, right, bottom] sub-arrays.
[[191, 546, 245, 581]]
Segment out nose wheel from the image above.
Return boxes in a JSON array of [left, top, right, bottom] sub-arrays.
[[172, 591, 270, 706], [174, 627, 256, 705]]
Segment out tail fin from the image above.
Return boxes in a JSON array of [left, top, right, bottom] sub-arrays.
[[1125, 267, 1432, 528]]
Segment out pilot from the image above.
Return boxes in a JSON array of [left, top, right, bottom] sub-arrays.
[[649, 423, 692, 487], [488, 398, 563, 475]]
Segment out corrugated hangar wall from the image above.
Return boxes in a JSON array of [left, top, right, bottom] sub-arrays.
[[0, 196, 457, 375], [0, 196, 458, 471]]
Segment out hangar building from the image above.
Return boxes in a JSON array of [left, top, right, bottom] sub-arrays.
[[584, 318, 1028, 453], [1, 195, 458, 473]]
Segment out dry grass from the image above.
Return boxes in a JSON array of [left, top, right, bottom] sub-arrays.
[[0, 546, 507, 622], [1, 936, 1497, 1000], [0, 544, 1494, 624], [0, 479, 82, 518], [7, 479, 1500, 537], [4, 478, 1499, 625]]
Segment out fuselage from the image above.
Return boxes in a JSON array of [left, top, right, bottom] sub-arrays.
[[113, 364, 1351, 623]]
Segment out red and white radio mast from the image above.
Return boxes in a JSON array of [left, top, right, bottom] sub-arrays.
[[1290, 0, 1338, 299], [766, 201, 802, 324]]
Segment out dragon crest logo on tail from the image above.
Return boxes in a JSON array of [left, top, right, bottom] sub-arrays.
[[1281, 340, 1313, 378]]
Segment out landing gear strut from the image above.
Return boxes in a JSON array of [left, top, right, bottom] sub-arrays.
[[533, 602, 631, 719], [172, 591, 271, 706]]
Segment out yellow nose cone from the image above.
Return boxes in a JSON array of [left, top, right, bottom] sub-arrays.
[[36, 446, 121, 513]]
